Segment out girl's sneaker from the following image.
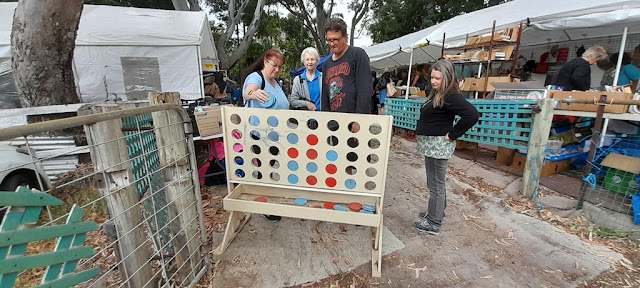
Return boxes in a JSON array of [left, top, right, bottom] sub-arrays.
[[413, 221, 440, 235]]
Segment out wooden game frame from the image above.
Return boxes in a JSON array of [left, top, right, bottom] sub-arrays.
[[213, 107, 393, 277]]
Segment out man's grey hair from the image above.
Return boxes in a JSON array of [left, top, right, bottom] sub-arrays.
[[583, 45, 608, 61]]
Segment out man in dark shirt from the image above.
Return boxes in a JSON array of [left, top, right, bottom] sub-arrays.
[[321, 18, 372, 114], [552, 45, 607, 91]]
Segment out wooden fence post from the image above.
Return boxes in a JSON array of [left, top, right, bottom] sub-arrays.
[[85, 104, 153, 288], [148, 92, 201, 283], [522, 99, 557, 197]]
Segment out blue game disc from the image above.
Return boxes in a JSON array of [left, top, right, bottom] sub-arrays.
[[360, 210, 374, 214], [333, 205, 347, 211], [288, 174, 299, 184], [362, 204, 375, 211], [258, 92, 277, 108], [294, 198, 307, 206], [287, 133, 299, 144]]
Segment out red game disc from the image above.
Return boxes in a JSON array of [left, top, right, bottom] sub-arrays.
[[324, 202, 336, 209], [306, 149, 318, 159], [312, 205, 323, 208], [325, 164, 337, 174], [325, 177, 337, 187], [254, 196, 268, 202], [287, 148, 299, 158], [307, 135, 319, 145], [306, 176, 318, 185], [348, 202, 362, 212]]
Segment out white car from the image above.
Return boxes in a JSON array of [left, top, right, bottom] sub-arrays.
[[0, 144, 50, 192]]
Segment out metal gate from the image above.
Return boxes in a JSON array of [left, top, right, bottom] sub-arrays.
[[0, 100, 209, 288]]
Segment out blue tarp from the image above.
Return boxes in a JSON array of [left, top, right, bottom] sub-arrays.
[[289, 53, 333, 77]]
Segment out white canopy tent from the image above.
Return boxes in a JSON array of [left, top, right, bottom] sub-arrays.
[[0, 3, 218, 105], [364, 0, 640, 70]]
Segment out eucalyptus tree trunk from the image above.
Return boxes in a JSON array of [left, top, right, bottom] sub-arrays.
[[11, 0, 83, 107]]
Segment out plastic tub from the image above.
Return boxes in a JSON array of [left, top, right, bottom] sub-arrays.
[[547, 140, 563, 152]]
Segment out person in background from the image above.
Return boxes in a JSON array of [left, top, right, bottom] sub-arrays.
[[378, 67, 392, 113], [371, 71, 379, 114], [289, 47, 322, 110], [242, 49, 289, 222], [609, 52, 640, 93], [204, 77, 225, 99], [321, 18, 372, 114], [552, 45, 607, 91], [518, 60, 537, 82], [413, 59, 479, 235], [372, 71, 379, 93], [412, 64, 431, 93], [395, 70, 409, 87]]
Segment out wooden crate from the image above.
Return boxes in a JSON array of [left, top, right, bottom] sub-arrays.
[[496, 146, 570, 176]]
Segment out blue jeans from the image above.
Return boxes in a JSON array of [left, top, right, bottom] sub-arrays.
[[425, 156, 448, 227], [379, 88, 388, 104]]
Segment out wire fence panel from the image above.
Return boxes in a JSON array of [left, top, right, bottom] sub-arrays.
[[0, 102, 209, 288], [579, 135, 640, 229]]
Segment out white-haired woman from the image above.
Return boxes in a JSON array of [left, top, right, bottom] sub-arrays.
[[289, 47, 322, 110], [553, 45, 608, 91], [413, 59, 479, 235]]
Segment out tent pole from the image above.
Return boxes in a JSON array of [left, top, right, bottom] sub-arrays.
[[612, 26, 628, 88], [405, 48, 415, 99], [603, 26, 628, 147], [441, 33, 446, 58], [475, 64, 482, 99]]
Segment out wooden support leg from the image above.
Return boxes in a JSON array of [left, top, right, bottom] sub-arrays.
[[212, 211, 250, 255], [371, 215, 383, 278]]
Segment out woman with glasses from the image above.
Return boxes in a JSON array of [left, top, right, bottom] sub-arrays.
[[242, 49, 289, 222], [289, 47, 322, 111], [413, 60, 479, 235], [242, 49, 290, 110]]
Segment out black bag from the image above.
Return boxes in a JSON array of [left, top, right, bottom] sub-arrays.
[[376, 76, 387, 91], [204, 161, 226, 186]]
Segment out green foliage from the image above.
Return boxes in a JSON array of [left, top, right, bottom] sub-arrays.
[[226, 12, 314, 80], [369, 0, 486, 43], [278, 15, 316, 74]]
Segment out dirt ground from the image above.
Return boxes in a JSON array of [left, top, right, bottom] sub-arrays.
[[199, 138, 640, 288]]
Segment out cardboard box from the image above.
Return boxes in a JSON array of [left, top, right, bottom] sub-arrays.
[[194, 110, 222, 136], [477, 51, 490, 61], [491, 46, 515, 60], [551, 91, 632, 113], [461, 77, 518, 92], [498, 26, 519, 42], [462, 78, 482, 91], [202, 104, 232, 118], [496, 147, 570, 176], [601, 153, 640, 195]]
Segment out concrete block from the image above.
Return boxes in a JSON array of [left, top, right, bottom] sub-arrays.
[[503, 178, 522, 197], [448, 155, 474, 171], [539, 195, 578, 210], [465, 163, 518, 189]]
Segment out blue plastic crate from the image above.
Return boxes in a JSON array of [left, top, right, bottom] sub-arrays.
[[633, 195, 640, 225]]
